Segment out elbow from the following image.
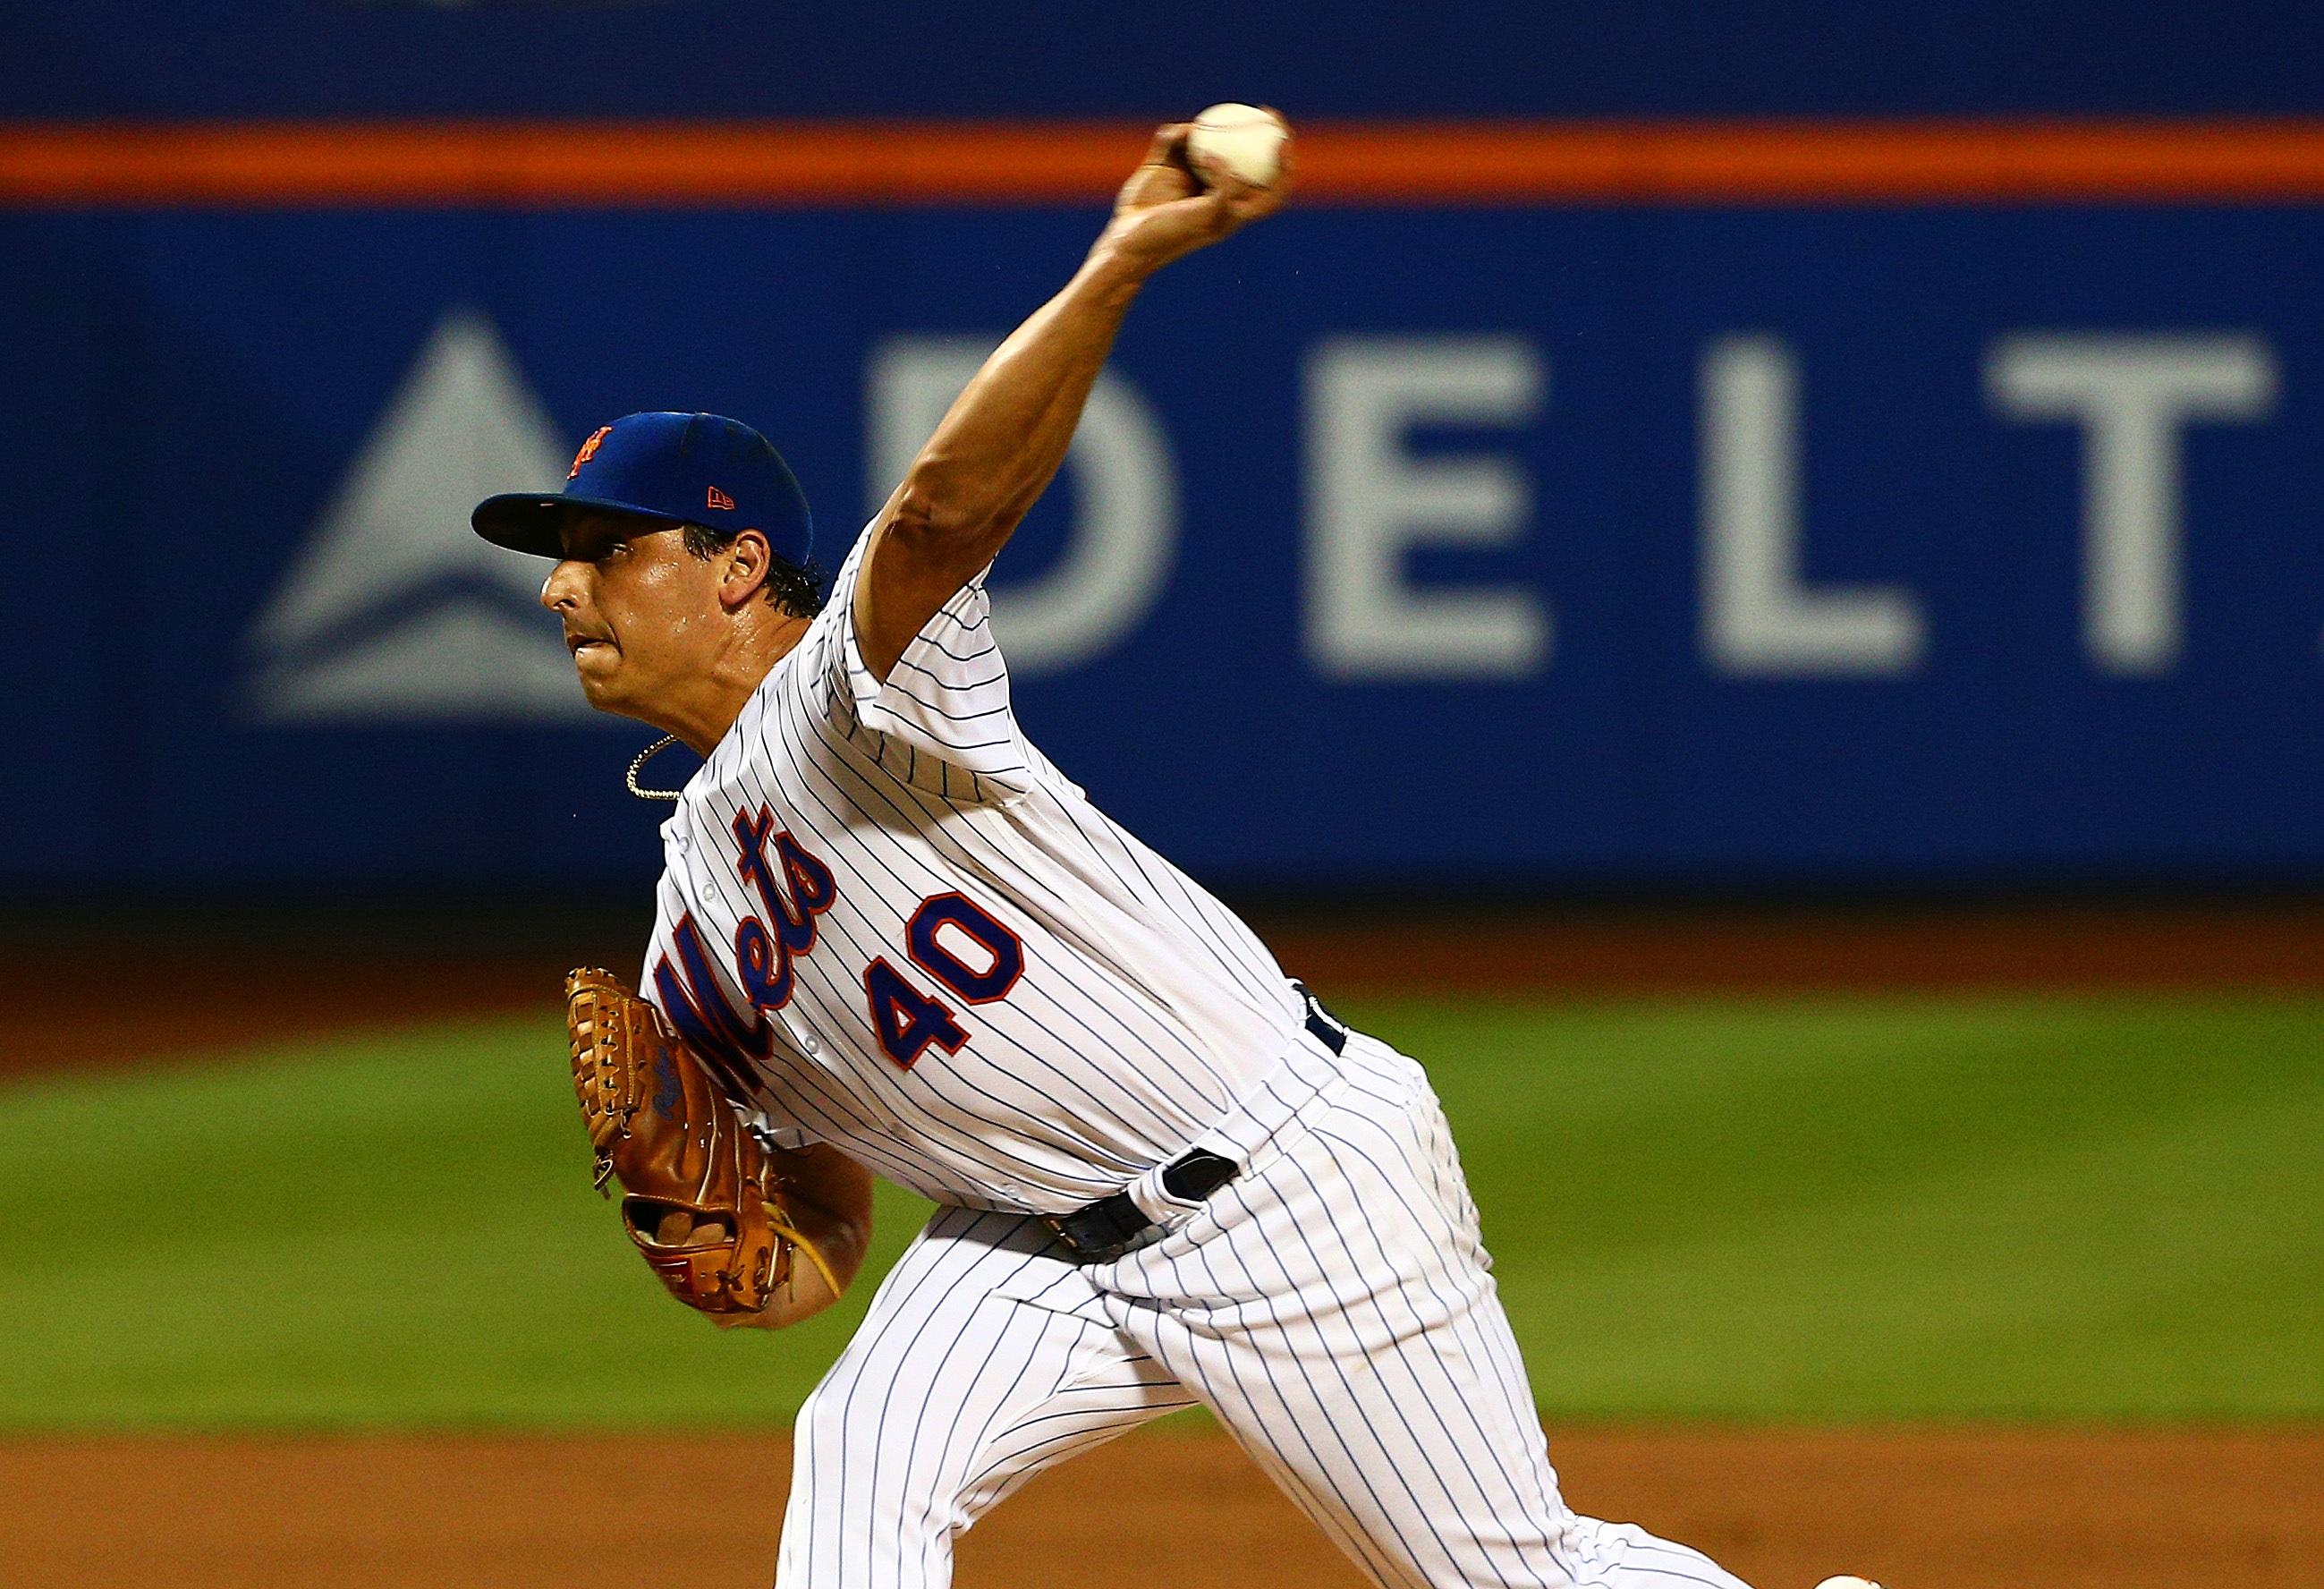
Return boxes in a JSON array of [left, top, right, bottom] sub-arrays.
[[888, 472, 1017, 565], [889, 475, 980, 544], [714, 1201, 869, 1333], [812, 1211, 873, 1300], [712, 1248, 853, 1332], [714, 1291, 834, 1331]]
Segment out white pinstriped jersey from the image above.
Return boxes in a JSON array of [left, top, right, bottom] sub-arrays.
[[640, 523, 1307, 1213]]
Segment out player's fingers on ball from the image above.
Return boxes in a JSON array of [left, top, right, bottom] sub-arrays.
[[1220, 177, 1280, 227], [1238, 136, 1294, 211], [1143, 122, 1194, 170], [1198, 152, 1261, 206], [1227, 174, 1280, 217], [1183, 142, 1230, 192]]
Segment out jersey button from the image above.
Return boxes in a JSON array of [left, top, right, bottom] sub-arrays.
[[798, 1031, 821, 1056]]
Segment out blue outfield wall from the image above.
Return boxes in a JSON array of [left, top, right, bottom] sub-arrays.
[[4, 203, 2321, 888]]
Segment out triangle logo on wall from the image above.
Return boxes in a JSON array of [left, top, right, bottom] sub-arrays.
[[245, 309, 604, 724]]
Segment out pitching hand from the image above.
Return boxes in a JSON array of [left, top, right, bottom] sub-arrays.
[[1093, 119, 1293, 276]]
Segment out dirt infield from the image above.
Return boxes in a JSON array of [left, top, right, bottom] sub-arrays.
[[12, 898, 2324, 1080], [3, 1424, 2315, 1588]]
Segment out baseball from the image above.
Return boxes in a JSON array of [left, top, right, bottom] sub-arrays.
[[1812, 1578, 1884, 1589], [1187, 102, 1289, 189]]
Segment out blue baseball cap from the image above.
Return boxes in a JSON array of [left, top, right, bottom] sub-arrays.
[[472, 411, 813, 566]]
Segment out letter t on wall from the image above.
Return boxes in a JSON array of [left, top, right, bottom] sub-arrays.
[[1987, 334, 2277, 675]]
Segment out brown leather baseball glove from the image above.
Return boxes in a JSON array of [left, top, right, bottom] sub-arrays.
[[564, 966, 833, 1316]]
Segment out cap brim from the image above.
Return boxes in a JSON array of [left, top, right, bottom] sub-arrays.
[[471, 493, 681, 558]]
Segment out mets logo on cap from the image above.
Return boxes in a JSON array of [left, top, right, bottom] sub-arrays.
[[567, 425, 613, 480]]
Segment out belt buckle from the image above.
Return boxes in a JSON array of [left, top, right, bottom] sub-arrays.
[[1037, 1212, 1077, 1256], [1296, 983, 1348, 1054], [1039, 1213, 1125, 1264], [1045, 1151, 1240, 1265]]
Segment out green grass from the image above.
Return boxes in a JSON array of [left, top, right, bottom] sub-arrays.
[[1, 995, 2317, 1429]]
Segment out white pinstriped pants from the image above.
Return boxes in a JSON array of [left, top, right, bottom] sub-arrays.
[[776, 1030, 1752, 1589]]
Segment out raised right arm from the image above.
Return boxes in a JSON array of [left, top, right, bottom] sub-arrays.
[[851, 119, 1292, 682]]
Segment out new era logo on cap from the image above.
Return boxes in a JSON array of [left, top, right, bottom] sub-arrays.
[[707, 485, 735, 511]]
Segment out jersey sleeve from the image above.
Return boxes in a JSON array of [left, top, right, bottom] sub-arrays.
[[788, 522, 1034, 803]]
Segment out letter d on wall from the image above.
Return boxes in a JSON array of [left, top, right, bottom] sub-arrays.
[[866, 336, 1178, 674]]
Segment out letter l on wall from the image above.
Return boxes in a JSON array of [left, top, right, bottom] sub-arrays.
[[1700, 336, 1927, 677]]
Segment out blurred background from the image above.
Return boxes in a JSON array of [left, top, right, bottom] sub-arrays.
[[2, 4, 2320, 1587]]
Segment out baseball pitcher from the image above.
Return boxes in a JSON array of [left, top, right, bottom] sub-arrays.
[[474, 117, 1836, 1589]]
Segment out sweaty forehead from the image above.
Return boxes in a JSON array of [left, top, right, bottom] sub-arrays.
[[558, 511, 675, 558]]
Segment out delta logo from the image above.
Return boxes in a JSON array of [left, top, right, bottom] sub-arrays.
[[243, 309, 611, 725]]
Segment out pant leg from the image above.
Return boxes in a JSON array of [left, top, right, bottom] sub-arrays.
[[776, 1205, 1192, 1589], [1100, 1036, 1752, 1589]]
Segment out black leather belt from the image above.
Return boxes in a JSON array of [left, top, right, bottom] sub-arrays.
[[1297, 983, 1350, 1057], [1043, 989, 1347, 1263]]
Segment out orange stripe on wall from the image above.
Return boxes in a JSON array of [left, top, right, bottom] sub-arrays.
[[8, 120, 2324, 206]]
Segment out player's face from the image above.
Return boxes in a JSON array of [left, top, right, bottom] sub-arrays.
[[539, 513, 725, 718]]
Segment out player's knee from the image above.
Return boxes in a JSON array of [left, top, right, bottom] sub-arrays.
[[792, 1364, 870, 1472], [789, 1370, 963, 1575], [794, 1369, 847, 1434]]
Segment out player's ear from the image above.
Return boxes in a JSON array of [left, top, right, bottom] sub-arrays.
[[717, 528, 776, 612]]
